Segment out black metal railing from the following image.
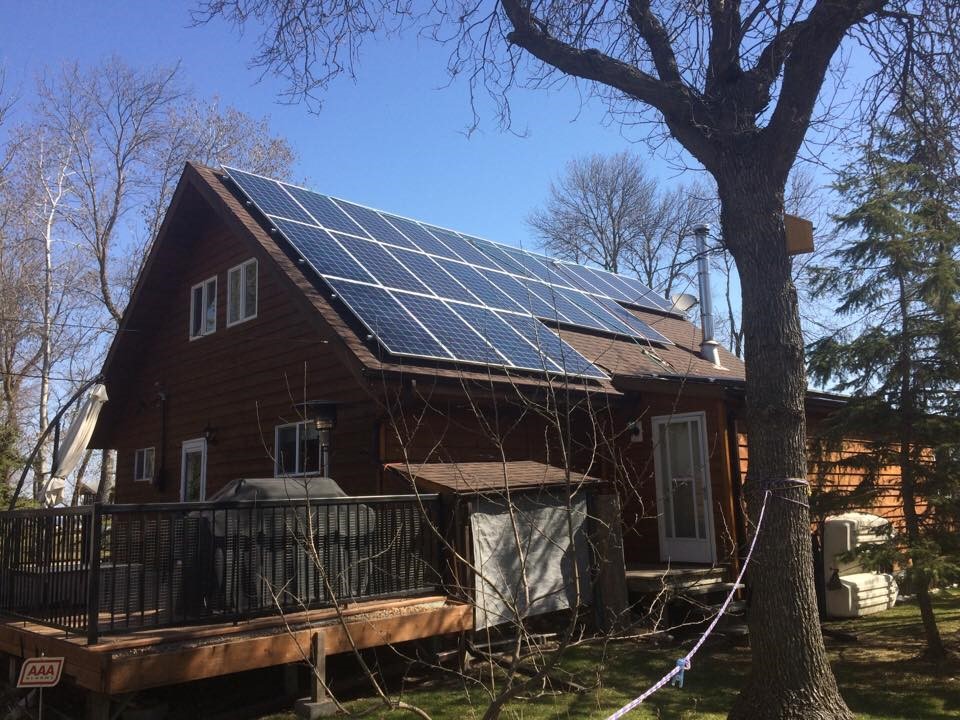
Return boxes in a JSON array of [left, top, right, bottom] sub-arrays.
[[0, 495, 444, 644]]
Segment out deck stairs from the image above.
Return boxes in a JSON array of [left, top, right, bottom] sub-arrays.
[[625, 564, 748, 639]]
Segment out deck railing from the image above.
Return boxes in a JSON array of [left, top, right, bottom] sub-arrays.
[[0, 495, 444, 644]]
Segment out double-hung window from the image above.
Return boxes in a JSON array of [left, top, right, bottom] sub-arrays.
[[190, 277, 217, 338], [275, 421, 330, 476], [227, 258, 258, 326], [134, 447, 155, 482]]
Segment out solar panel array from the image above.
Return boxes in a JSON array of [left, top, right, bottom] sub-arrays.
[[224, 167, 676, 380]]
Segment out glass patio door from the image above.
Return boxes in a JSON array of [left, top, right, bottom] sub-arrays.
[[180, 438, 207, 502], [652, 412, 716, 563]]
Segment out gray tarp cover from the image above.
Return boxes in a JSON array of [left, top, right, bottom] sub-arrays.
[[471, 492, 591, 630]]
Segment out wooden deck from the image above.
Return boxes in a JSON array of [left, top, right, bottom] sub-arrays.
[[0, 595, 472, 695], [625, 564, 728, 595]]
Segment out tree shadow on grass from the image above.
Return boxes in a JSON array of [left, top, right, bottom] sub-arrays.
[[836, 655, 960, 720]]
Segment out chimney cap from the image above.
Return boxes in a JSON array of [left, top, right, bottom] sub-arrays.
[[692, 223, 710, 236]]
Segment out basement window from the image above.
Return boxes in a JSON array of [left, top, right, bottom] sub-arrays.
[[275, 421, 330, 476], [190, 277, 217, 339], [134, 447, 155, 482], [227, 258, 258, 326]]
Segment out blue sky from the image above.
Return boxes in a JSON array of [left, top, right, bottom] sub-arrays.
[[2, 1, 706, 248]]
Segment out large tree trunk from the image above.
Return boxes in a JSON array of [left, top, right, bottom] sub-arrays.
[[720, 172, 852, 720]]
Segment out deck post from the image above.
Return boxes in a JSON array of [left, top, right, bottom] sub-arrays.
[[85, 691, 110, 720], [86, 503, 102, 645], [589, 490, 628, 632], [294, 632, 336, 719]]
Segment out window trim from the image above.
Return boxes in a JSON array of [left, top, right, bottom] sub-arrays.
[[133, 447, 155, 483], [274, 420, 329, 477], [189, 276, 218, 340], [226, 258, 258, 327]]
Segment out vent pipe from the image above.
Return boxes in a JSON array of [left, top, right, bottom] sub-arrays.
[[693, 223, 722, 367]]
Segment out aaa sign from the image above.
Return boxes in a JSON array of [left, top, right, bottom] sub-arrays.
[[17, 657, 64, 688]]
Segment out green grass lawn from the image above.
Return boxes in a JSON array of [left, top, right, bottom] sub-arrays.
[[264, 593, 960, 719]]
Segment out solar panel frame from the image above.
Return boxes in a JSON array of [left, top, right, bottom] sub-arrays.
[[468, 238, 527, 274], [551, 286, 644, 338]]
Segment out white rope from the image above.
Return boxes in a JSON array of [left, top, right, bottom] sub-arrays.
[[604, 489, 772, 720]]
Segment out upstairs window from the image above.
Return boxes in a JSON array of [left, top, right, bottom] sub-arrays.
[[134, 447, 155, 482], [190, 276, 217, 339], [227, 258, 258, 326], [275, 421, 330, 476]]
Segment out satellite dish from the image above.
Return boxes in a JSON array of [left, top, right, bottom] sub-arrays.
[[671, 293, 699, 313]]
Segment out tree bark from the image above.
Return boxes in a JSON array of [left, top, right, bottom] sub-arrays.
[[720, 169, 852, 720]]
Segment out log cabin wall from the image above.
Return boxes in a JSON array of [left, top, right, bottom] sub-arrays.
[[97, 201, 378, 503], [376, 390, 618, 489]]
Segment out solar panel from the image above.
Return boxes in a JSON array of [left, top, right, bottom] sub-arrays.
[[228, 169, 315, 224], [453, 304, 562, 373], [422, 226, 496, 268], [333, 233, 430, 294], [589, 295, 673, 344], [437, 260, 523, 312], [479, 270, 566, 320], [273, 219, 375, 284], [390, 249, 478, 303], [284, 185, 369, 237], [395, 293, 505, 365], [381, 215, 457, 259], [497, 313, 607, 379], [335, 201, 419, 250], [327, 279, 451, 359], [224, 166, 682, 380]]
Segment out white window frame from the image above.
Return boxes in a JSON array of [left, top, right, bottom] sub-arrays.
[[133, 447, 155, 482], [274, 421, 330, 477], [227, 258, 258, 327], [189, 276, 218, 339], [180, 438, 208, 502]]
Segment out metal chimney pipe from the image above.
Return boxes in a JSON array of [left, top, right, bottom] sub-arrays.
[[693, 223, 722, 367]]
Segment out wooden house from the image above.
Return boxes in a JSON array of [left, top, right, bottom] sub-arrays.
[[87, 162, 761, 572], [0, 163, 899, 716]]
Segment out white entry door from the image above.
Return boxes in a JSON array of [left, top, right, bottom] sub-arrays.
[[180, 438, 207, 502], [652, 412, 716, 564]]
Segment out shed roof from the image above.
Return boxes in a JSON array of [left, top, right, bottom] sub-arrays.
[[384, 460, 603, 495]]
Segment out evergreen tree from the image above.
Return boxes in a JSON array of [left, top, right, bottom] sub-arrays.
[[809, 91, 960, 661]]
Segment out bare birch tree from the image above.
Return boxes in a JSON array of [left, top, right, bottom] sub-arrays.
[[36, 58, 298, 325]]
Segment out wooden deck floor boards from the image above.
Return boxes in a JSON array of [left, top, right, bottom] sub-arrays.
[[0, 595, 472, 694]]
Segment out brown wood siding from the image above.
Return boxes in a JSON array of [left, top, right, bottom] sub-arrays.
[[737, 430, 907, 527], [617, 391, 736, 565], [100, 216, 374, 503]]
